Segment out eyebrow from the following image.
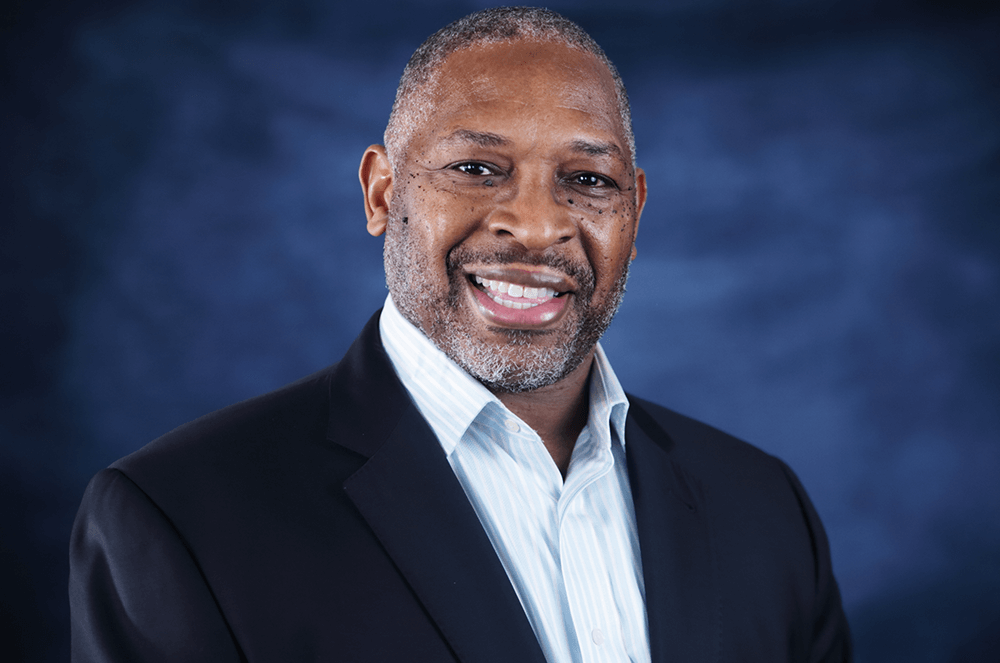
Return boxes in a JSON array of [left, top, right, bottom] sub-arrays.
[[568, 139, 624, 160], [441, 129, 511, 148], [440, 130, 626, 162]]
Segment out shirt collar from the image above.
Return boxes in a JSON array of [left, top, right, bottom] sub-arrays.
[[379, 294, 630, 455], [588, 341, 630, 452]]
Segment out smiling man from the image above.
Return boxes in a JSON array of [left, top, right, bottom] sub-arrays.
[[361, 30, 646, 476], [70, 7, 852, 663]]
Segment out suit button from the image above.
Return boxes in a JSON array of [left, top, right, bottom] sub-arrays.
[[504, 419, 520, 433]]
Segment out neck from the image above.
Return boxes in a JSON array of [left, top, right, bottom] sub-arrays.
[[493, 352, 594, 478]]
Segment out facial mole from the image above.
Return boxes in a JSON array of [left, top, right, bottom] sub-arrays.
[[567, 199, 574, 204], [402, 217, 408, 224], [484, 179, 493, 187]]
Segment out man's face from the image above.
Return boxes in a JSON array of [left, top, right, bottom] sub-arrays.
[[364, 39, 646, 393]]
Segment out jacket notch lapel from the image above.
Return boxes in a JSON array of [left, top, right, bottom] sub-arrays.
[[343, 405, 547, 663]]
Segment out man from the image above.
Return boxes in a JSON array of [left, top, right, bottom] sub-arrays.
[[70, 7, 851, 662]]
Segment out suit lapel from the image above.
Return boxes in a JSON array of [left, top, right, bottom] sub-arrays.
[[330, 312, 547, 663], [627, 399, 720, 663]]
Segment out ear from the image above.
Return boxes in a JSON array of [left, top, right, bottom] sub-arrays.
[[630, 167, 647, 261], [359, 144, 394, 237]]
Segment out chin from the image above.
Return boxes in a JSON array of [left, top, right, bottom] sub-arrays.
[[441, 330, 588, 394]]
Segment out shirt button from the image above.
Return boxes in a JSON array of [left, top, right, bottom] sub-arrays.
[[504, 419, 520, 433], [592, 628, 604, 646]]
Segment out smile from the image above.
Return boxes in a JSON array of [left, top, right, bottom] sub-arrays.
[[472, 275, 562, 310], [465, 268, 573, 328]]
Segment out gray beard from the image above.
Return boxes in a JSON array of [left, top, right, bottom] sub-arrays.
[[384, 219, 629, 393], [437, 325, 590, 394]]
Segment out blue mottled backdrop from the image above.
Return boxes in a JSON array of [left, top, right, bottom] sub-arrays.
[[3, 0, 998, 660]]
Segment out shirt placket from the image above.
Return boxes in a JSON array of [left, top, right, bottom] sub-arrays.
[[558, 446, 631, 663], [497, 418, 577, 663]]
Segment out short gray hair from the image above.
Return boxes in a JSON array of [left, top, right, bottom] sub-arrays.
[[383, 6, 635, 169]]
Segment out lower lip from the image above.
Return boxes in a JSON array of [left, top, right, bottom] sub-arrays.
[[469, 282, 571, 328]]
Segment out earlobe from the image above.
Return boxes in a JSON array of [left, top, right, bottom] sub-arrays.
[[359, 145, 394, 237]]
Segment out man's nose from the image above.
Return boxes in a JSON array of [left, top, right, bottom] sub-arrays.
[[485, 176, 576, 250]]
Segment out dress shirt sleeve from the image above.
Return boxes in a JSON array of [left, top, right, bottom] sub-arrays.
[[777, 460, 853, 663], [69, 468, 242, 663]]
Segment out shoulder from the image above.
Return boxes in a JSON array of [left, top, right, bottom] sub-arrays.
[[115, 364, 337, 474], [627, 393, 792, 486], [103, 362, 362, 526], [626, 394, 824, 556]]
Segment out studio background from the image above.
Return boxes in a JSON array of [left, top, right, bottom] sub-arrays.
[[3, 0, 998, 661]]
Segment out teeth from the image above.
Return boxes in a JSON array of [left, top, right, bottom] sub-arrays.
[[472, 274, 560, 309]]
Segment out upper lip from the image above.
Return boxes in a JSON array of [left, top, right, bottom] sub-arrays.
[[463, 265, 576, 293]]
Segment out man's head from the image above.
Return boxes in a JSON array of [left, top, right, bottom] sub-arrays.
[[360, 6, 646, 394]]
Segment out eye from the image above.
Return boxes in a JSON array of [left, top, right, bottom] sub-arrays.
[[568, 172, 616, 188], [453, 162, 496, 176]]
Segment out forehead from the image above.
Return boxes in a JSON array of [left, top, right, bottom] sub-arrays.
[[414, 40, 626, 154], [435, 39, 614, 102]]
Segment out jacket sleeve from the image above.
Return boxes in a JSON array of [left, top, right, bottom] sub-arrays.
[[69, 468, 242, 663], [777, 461, 853, 663]]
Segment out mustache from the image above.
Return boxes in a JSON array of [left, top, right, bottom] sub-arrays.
[[445, 246, 596, 297]]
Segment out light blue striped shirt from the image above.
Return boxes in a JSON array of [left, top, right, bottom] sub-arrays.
[[380, 295, 650, 663]]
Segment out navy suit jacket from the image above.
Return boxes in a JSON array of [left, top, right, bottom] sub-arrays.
[[70, 311, 851, 662]]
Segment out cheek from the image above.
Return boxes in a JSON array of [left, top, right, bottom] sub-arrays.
[[393, 180, 452, 256], [422, 202, 491, 253], [576, 205, 637, 271], [608, 198, 639, 257]]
